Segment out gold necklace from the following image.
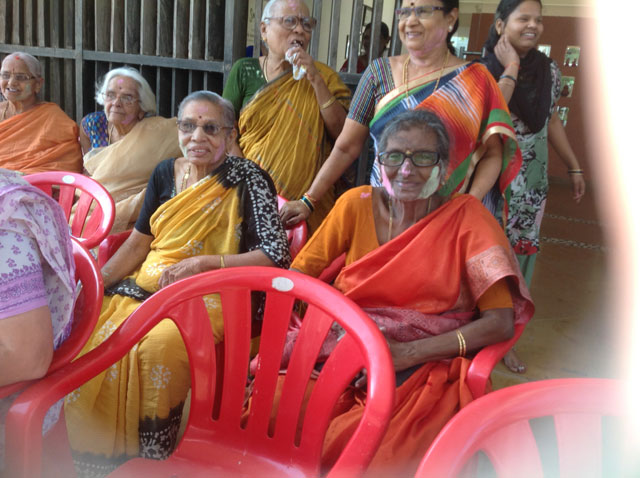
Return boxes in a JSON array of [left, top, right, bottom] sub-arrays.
[[403, 49, 450, 99], [181, 164, 192, 192], [387, 193, 432, 242]]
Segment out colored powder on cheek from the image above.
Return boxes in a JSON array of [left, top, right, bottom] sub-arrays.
[[417, 166, 440, 199], [380, 165, 396, 198]]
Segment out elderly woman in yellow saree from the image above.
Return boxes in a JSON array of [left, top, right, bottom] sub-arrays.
[[64, 91, 291, 477], [222, 0, 350, 231]]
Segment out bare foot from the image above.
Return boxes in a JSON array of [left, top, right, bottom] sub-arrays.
[[503, 348, 526, 373]]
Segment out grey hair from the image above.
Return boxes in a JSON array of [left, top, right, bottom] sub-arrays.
[[177, 91, 236, 128], [95, 66, 157, 115], [378, 109, 451, 171], [261, 0, 310, 22], [2, 52, 42, 78]]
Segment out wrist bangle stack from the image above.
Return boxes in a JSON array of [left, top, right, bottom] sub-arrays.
[[300, 194, 315, 212], [567, 169, 584, 175], [219, 255, 226, 269], [320, 96, 337, 110], [456, 329, 467, 357], [499, 74, 517, 84]]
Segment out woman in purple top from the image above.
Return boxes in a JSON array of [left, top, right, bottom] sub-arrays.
[[0, 168, 75, 464]]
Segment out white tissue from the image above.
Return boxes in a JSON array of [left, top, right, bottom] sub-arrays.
[[285, 48, 306, 80]]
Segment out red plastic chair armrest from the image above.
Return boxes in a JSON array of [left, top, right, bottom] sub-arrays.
[[98, 229, 133, 268], [467, 322, 526, 399]]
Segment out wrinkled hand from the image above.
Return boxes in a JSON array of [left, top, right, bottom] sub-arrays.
[[494, 34, 520, 68], [570, 174, 586, 203], [279, 199, 311, 227], [158, 257, 204, 289], [386, 337, 418, 373], [287, 45, 319, 83]]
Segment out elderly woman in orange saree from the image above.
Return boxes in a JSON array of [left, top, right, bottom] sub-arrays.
[[287, 110, 534, 477], [0, 53, 82, 174]]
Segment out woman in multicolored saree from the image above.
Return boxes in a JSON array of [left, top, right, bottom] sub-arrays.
[[291, 110, 534, 477], [64, 91, 291, 477], [280, 0, 521, 226], [222, 0, 350, 231]]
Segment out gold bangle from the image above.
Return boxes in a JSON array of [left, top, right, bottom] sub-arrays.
[[320, 96, 337, 110], [456, 329, 466, 357], [303, 192, 318, 205], [220, 255, 225, 269]]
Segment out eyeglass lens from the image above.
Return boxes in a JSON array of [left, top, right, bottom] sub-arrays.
[[380, 151, 439, 167], [1, 72, 33, 81], [177, 121, 228, 136], [396, 6, 443, 20]]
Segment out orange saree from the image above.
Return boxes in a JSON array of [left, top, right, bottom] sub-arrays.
[[0, 102, 82, 174], [291, 186, 534, 476]]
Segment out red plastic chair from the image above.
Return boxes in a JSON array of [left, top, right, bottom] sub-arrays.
[[0, 238, 103, 398], [5, 267, 395, 478], [277, 195, 308, 259], [316, 254, 524, 399], [24, 171, 115, 249], [415, 378, 625, 478]]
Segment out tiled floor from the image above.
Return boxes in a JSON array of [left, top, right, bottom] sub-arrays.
[[491, 177, 617, 390]]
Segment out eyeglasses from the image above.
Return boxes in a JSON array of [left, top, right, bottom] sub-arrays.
[[265, 15, 317, 32], [0, 72, 36, 82], [395, 5, 446, 21], [102, 91, 139, 106], [176, 120, 232, 137], [378, 150, 440, 168]]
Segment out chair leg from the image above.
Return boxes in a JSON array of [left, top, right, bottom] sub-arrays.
[[42, 411, 77, 478]]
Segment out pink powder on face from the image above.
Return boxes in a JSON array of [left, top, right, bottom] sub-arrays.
[[116, 78, 124, 86], [380, 163, 396, 198]]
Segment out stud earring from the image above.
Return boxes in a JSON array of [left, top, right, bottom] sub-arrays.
[[448, 25, 453, 32]]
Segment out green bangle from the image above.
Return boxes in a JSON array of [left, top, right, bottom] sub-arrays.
[[300, 196, 314, 212], [499, 74, 517, 84]]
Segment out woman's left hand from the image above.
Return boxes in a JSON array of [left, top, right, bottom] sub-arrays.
[[158, 257, 204, 289], [570, 173, 586, 203], [386, 337, 418, 372], [287, 45, 319, 84]]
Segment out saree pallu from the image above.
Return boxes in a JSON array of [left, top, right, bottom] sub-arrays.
[[238, 62, 350, 231], [64, 174, 243, 477], [323, 194, 534, 476], [83, 116, 182, 233], [370, 63, 522, 221], [0, 103, 82, 174]]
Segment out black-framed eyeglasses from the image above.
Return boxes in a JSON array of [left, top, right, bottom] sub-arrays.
[[265, 15, 317, 32], [395, 6, 445, 21], [378, 150, 440, 168], [102, 91, 139, 106], [0, 72, 36, 82], [177, 120, 232, 137]]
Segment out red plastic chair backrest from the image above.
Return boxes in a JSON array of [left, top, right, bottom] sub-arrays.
[[415, 378, 625, 478], [6, 267, 394, 478], [24, 171, 115, 249], [0, 238, 102, 398], [277, 195, 308, 259]]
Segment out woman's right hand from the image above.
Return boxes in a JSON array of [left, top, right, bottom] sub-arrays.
[[279, 199, 311, 226], [494, 34, 520, 68]]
